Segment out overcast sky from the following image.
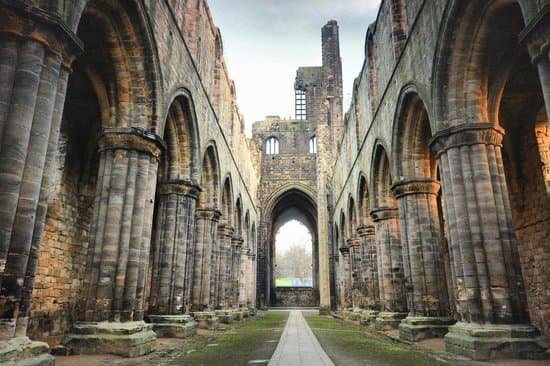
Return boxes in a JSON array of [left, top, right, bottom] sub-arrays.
[[208, 0, 381, 135]]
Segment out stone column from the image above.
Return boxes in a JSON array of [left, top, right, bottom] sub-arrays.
[[521, 6, 550, 122], [357, 226, 379, 324], [347, 238, 362, 309], [230, 237, 244, 309], [62, 128, 162, 357], [431, 123, 547, 360], [392, 179, 453, 341], [0, 4, 81, 364], [247, 251, 257, 310], [146, 180, 199, 338], [339, 245, 352, 309], [216, 224, 234, 309], [370, 207, 407, 330], [191, 208, 221, 311]]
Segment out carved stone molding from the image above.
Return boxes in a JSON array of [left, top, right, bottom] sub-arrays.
[[98, 127, 166, 159], [430, 123, 504, 158], [391, 178, 440, 198]]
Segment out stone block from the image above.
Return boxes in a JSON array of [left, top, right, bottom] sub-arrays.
[[192, 312, 219, 330], [0, 337, 54, 366], [214, 310, 234, 324], [61, 321, 156, 357], [444, 322, 550, 360], [375, 312, 407, 331], [145, 315, 197, 338], [359, 310, 379, 326], [398, 316, 454, 341]]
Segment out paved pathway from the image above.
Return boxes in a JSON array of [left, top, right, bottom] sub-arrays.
[[268, 310, 334, 366]]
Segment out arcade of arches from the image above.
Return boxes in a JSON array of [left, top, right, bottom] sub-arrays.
[[0, 0, 548, 364]]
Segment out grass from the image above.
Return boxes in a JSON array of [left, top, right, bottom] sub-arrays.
[[173, 311, 289, 366], [304, 314, 466, 366]]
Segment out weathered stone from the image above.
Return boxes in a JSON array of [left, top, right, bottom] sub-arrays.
[[145, 315, 196, 339], [192, 312, 219, 330], [61, 321, 156, 357], [0, 337, 54, 366]]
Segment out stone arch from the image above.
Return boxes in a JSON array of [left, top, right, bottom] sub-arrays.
[[73, 0, 161, 130], [357, 173, 373, 227], [392, 85, 436, 180], [198, 143, 220, 209], [220, 176, 234, 226], [347, 195, 357, 239], [235, 196, 243, 238], [371, 142, 395, 209], [433, 0, 535, 127], [244, 210, 251, 248], [365, 26, 377, 113]]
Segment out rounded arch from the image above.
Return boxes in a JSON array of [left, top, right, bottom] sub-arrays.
[[356, 173, 373, 227], [235, 196, 243, 238], [392, 85, 436, 180], [198, 143, 220, 209], [220, 175, 234, 226], [75, 0, 161, 130], [264, 182, 318, 220], [370, 142, 395, 209], [432, 0, 534, 127], [347, 195, 357, 239]]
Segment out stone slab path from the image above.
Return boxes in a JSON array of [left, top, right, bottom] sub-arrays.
[[268, 310, 334, 366]]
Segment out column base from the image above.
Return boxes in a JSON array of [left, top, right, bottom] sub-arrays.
[[0, 337, 54, 366], [399, 316, 454, 341], [61, 321, 156, 357], [214, 310, 234, 324], [145, 315, 196, 338], [360, 310, 379, 326], [247, 307, 257, 317], [192, 312, 219, 330], [375, 312, 407, 331], [319, 307, 331, 315], [444, 322, 550, 361], [347, 309, 362, 322], [231, 309, 245, 321]]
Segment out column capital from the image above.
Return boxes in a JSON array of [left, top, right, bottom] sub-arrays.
[[346, 238, 361, 248], [391, 178, 440, 198], [519, 4, 550, 64], [195, 207, 222, 221], [356, 225, 375, 237], [0, 1, 83, 66], [370, 207, 398, 222], [98, 128, 166, 159], [231, 237, 244, 248], [429, 123, 504, 158], [339, 246, 350, 255], [157, 180, 200, 198], [217, 224, 235, 238]]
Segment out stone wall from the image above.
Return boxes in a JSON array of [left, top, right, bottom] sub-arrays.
[[271, 288, 319, 308]]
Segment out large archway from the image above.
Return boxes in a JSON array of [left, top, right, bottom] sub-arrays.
[[264, 188, 319, 307]]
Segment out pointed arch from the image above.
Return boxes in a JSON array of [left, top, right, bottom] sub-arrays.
[[198, 143, 220, 209]]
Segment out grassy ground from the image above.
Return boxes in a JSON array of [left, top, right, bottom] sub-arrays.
[[173, 311, 288, 366], [304, 313, 470, 366], [55, 311, 289, 366]]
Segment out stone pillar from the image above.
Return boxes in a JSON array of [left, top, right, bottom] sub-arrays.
[[191, 208, 221, 311], [0, 4, 81, 364], [347, 238, 361, 309], [370, 207, 407, 330], [247, 251, 257, 309], [431, 123, 548, 360], [357, 226, 379, 324], [521, 5, 550, 122], [216, 224, 234, 309], [230, 237, 244, 308], [339, 245, 352, 309], [62, 128, 162, 357], [146, 180, 199, 338], [392, 179, 453, 341]]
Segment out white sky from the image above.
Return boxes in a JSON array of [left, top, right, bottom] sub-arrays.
[[275, 220, 312, 255], [208, 0, 381, 136]]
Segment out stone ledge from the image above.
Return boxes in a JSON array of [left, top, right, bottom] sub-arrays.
[[145, 315, 196, 338], [0, 337, 54, 366], [375, 312, 407, 331], [61, 321, 156, 357], [444, 322, 550, 361], [399, 316, 455, 342]]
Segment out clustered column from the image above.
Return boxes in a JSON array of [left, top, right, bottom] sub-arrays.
[[149, 181, 199, 315], [229, 237, 244, 308], [392, 179, 453, 341], [339, 245, 352, 309], [431, 123, 542, 360], [347, 238, 362, 308], [370, 207, 407, 330], [357, 225, 379, 320], [191, 208, 221, 311], [216, 224, 234, 309], [0, 4, 80, 362]]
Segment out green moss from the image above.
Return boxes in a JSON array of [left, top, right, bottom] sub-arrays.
[[304, 314, 470, 366], [175, 311, 289, 366]]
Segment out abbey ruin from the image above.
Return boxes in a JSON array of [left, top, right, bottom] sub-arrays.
[[0, 0, 548, 364]]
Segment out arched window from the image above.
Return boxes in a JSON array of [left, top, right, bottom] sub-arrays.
[[309, 136, 317, 154], [266, 136, 279, 155]]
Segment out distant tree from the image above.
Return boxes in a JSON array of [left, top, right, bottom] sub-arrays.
[[275, 244, 312, 285]]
